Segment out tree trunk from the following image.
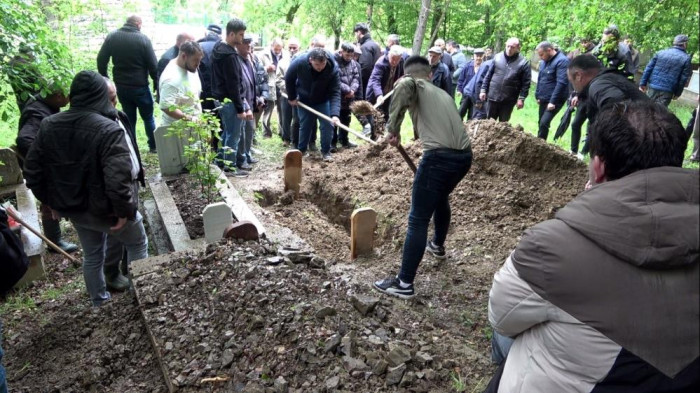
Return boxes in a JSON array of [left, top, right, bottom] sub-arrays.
[[387, 3, 397, 34], [412, 0, 431, 55], [428, 0, 450, 47], [285, 1, 301, 25]]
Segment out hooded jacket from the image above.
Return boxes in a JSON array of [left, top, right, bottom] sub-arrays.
[[23, 71, 138, 220], [489, 167, 699, 393], [211, 41, 246, 113]]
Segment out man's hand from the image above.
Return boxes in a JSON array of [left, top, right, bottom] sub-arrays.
[[537, 99, 541, 105], [516, 99, 525, 110], [376, 95, 385, 106], [50, 208, 61, 220], [288, 99, 298, 106], [639, 86, 647, 93], [546, 103, 555, 111], [331, 116, 340, 126], [571, 96, 579, 107], [386, 133, 399, 146], [245, 110, 254, 120], [479, 92, 486, 101], [266, 64, 276, 72], [346, 91, 354, 99], [110, 217, 127, 232], [236, 111, 247, 119]]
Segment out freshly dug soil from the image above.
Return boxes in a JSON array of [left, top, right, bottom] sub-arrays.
[[167, 176, 223, 239], [3, 252, 166, 393]]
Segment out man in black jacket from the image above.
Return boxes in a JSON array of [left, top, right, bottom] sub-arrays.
[[211, 18, 251, 172], [97, 15, 158, 153], [157, 32, 195, 82], [354, 23, 381, 136], [480, 37, 531, 122], [24, 71, 148, 306], [16, 90, 79, 254]]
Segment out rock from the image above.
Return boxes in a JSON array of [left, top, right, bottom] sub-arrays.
[[340, 333, 356, 356], [342, 356, 368, 372], [221, 348, 234, 368], [324, 334, 341, 353], [279, 191, 295, 206], [322, 281, 332, 289], [386, 345, 412, 367], [325, 375, 340, 390], [308, 256, 325, 268], [349, 295, 379, 316], [266, 256, 284, 265], [385, 363, 406, 386], [273, 376, 288, 393], [371, 359, 388, 375], [399, 371, 416, 387], [242, 382, 265, 393], [315, 306, 337, 319], [165, 342, 174, 351], [367, 335, 383, 345], [248, 315, 265, 330], [414, 351, 433, 365], [277, 248, 313, 263], [422, 369, 436, 381]]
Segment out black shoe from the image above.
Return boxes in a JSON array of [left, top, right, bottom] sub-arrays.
[[342, 141, 357, 149], [309, 143, 318, 152], [247, 157, 259, 164], [105, 273, 131, 292], [237, 163, 252, 170], [373, 277, 415, 299], [329, 146, 338, 153], [426, 240, 446, 260], [48, 239, 79, 253]]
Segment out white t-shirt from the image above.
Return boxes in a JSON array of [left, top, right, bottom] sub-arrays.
[[159, 59, 202, 126]]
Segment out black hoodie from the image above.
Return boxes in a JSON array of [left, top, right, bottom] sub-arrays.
[[211, 41, 246, 113], [24, 71, 138, 220]]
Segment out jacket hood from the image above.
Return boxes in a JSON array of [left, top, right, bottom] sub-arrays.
[[212, 41, 237, 60], [556, 167, 699, 269], [68, 70, 117, 119]]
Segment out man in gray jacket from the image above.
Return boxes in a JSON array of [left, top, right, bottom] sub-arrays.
[[486, 100, 699, 392]]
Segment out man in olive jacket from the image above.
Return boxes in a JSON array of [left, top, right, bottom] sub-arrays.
[[24, 71, 148, 306]]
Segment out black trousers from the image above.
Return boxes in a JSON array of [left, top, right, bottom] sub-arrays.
[[333, 108, 352, 146], [571, 104, 588, 154], [486, 99, 517, 122], [537, 102, 563, 141]]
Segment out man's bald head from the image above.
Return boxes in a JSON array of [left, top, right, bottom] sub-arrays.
[[126, 15, 142, 30], [175, 32, 195, 48]]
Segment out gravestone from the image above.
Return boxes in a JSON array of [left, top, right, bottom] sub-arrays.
[[0, 148, 23, 186], [155, 126, 192, 176], [202, 202, 233, 243], [283, 150, 302, 196], [350, 208, 377, 259]]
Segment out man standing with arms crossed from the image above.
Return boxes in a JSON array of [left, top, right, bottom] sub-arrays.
[[373, 56, 472, 299], [479, 37, 531, 122]]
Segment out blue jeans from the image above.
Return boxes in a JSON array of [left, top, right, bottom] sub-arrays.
[[66, 211, 148, 306], [398, 148, 472, 284], [218, 103, 245, 167], [241, 119, 255, 163], [116, 85, 156, 151], [297, 101, 333, 154], [491, 332, 515, 365], [0, 321, 6, 393]]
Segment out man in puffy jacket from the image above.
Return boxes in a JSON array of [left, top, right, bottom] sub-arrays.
[[486, 100, 699, 393], [534, 41, 569, 140], [333, 43, 362, 151], [639, 34, 693, 107], [480, 37, 531, 122], [23, 71, 148, 306]]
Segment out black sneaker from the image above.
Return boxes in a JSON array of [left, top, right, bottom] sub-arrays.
[[329, 146, 338, 153], [426, 241, 446, 260], [342, 141, 357, 149], [373, 277, 415, 299]]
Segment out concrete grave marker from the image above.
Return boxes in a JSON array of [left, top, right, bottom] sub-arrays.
[[350, 207, 377, 260], [203, 202, 233, 243], [155, 126, 192, 176], [283, 149, 302, 196], [0, 148, 23, 186]]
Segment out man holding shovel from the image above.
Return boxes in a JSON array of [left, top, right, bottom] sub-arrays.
[[373, 56, 472, 299]]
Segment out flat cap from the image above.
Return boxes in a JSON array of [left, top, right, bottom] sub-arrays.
[[673, 34, 689, 45], [428, 46, 442, 55]]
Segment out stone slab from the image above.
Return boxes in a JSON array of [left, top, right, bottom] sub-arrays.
[[203, 202, 233, 243], [350, 207, 377, 260], [143, 198, 173, 255], [155, 126, 191, 176], [0, 148, 23, 186], [283, 149, 302, 196], [213, 166, 266, 237], [148, 176, 204, 252]]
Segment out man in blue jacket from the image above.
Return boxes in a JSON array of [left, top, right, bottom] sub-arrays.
[[285, 48, 341, 161], [639, 34, 693, 107], [535, 41, 569, 140]]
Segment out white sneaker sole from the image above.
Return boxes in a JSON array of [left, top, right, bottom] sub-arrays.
[[372, 283, 415, 299]]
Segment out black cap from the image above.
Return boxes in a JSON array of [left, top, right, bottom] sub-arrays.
[[353, 23, 369, 34], [206, 24, 222, 35]]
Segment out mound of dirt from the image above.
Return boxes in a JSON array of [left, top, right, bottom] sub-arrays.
[[135, 239, 493, 392]]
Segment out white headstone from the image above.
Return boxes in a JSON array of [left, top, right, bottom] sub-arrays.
[[203, 202, 233, 243], [155, 126, 192, 176]]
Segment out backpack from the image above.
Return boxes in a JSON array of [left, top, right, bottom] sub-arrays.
[[0, 207, 29, 295]]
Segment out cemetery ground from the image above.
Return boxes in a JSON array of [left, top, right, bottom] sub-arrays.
[[0, 97, 695, 392]]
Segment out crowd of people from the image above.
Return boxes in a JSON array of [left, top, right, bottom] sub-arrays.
[[2, 14, 698, 393]]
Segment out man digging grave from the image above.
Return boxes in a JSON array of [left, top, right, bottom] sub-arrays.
[[372, 56, 472, 299]]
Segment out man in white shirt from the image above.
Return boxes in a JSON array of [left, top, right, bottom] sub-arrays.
[[159, 40, 204, 126]]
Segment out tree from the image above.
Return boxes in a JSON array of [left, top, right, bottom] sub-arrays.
[[412, 0, 431, 55]]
